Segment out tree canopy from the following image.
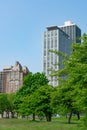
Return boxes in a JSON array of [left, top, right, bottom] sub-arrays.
[[14, 72, 49, 120], [51, 34, 87, 123]]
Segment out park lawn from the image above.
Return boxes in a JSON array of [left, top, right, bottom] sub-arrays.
[[0, 118, 82, 130]]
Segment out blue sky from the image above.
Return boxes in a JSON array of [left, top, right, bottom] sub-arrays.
[[0, 0, 87, 73]]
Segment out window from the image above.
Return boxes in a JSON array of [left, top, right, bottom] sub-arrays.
[[51, 38, 53, 48], [55, 30, 57, 36], [44, 39, 46, 49], [48, 32, 50, 37], [44, 50, 46, 56], [47, 39, 50, 49], [55, 41, 57, 48], [51, 31, 53, 36], [47, 62, 50, 67], [44, 63, 46, 68]]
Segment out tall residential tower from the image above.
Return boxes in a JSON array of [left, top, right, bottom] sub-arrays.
[[42, 21, 81, 86], [59, 21, 81, 43]]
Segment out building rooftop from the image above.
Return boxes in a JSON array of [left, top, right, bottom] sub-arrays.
[[59, 21, 75, 27], [47, 26, 59, 31], [64, 21, 74, 26], [2, 61, 29, 72]]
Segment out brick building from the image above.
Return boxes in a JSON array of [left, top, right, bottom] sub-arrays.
[[0, 61, 29, 93]]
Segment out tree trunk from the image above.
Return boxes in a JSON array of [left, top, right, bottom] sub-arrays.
[[77, 113, 80, 120], [68, 111, 72, 124], [32, 113, 35, 121], [11, 112, 15, 118], [1, 113, 3, 118], [6, 112, 9, 118], [16, 112, 18, 118], [45, 112, 52, 122]]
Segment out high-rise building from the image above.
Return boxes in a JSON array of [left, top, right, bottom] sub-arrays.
[[0, 61, 29, 93], [59, 21, 81, 43], [42, 21, 81, 86]]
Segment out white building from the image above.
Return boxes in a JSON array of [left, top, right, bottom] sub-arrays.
[[59, 21, 81, 43], [42, 21, 81, 86]]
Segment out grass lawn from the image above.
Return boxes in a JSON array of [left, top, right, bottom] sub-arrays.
[[0, 117, 82, 130]]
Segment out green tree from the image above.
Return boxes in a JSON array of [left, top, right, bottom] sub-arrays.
[[51, 83, 81, 123], [0, 94, 9, 118], [30, 85, 54, 122], [14, 72, 49, 120], [7, 93, 16, 118], [51, 34, 87, 123], [21, 85, 54, 121]]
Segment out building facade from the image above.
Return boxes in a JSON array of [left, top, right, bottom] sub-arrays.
[[0, 61, 29, 93], [42, 21, 81, 86], [59, 21, 81, 43]]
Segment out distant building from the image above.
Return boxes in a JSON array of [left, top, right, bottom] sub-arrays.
[[0, 61, 29, 93], [59, 21, 81, 43], [42, 21, 81, 86], [43, 26, 72, 86]]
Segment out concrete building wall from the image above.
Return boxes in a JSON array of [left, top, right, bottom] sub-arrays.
[[43, 26, 72, 86], [59, 21, 81, 43], [43, 21, 81, 87]]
